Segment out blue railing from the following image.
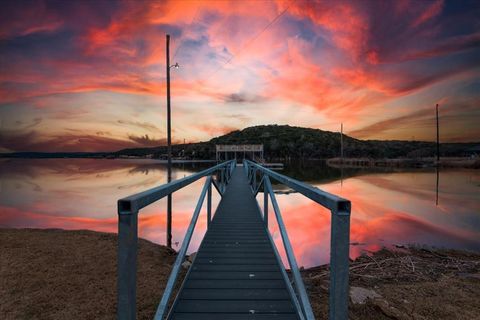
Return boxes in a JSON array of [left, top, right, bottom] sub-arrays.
[[116, 160, 235, 320], [244, 160, 351, 320]]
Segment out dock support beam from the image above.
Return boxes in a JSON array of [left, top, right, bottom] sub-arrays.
[[117, 210, 138, 320], [329, 211, 350, 320]]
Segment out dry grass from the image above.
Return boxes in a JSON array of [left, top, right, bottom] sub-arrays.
[[0, 228, 176, 320], [303, 247, 480, 320], [2, 229, 480, 320]]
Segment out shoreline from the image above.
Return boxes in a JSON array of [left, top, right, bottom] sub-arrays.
[[1, 228, 479, 319], [2, 155, 479, 169], [327, 157, 480, 169]]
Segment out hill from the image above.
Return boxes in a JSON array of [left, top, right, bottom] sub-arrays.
[[1, 125, 478, 160], [116, 125, 479, 160]]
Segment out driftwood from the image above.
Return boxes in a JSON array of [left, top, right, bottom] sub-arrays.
[[304, 247, 480, 285]]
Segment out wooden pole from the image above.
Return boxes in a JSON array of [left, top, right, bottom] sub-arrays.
[[166, 34, 172, 248]]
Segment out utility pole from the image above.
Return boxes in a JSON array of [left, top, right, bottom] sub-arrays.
[[340, 123, 344, 163], [166, 34, 172, 248], [436, 104, 440, 162]]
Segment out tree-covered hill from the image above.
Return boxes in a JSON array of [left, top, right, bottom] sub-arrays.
[[2, 125, 478, 160], [118, 125, 479, 160]]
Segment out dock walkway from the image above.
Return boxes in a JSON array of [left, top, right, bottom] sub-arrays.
[[168, 167, 300, 319]]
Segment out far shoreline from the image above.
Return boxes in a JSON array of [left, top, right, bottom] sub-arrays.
[[327, 156, 480, 169], [1, 154, 479, 169]]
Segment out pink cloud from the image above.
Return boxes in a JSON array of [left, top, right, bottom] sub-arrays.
[[1, 0, 479, 149]]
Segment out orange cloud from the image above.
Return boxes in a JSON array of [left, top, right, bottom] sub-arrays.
[[1, 0, 479, 149]]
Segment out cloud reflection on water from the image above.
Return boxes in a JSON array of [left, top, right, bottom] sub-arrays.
[[1, 159, 479, 267]]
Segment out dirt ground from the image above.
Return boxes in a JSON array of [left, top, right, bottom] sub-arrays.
[[1, 229, 479, 320], [0, 228, 176, 320], [303, 247, 480, 320]]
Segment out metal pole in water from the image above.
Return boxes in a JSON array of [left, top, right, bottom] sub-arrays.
[[340, 123, 343, 163], [436, 104, 440, 162], [436, 166, 439, 206]]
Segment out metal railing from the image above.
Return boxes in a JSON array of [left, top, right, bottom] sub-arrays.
[[117, 160, 235, 320], [244, 160, 351, 320]]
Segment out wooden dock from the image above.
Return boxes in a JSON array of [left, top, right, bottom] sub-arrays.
[[167, 167, 300, 319]]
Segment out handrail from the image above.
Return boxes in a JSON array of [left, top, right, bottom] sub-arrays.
[[117, 160, 235, 320], [154, 176, 211, 320], [118, 160, 235, 214], [246, 160, 350, 214], [264, 176, 315, 319], [243, 159, 351, 320]]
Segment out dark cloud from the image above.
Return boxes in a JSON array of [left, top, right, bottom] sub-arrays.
[[117, 119, 160, 132], [400, 33, 480, 62], [348, 108, 434, 139], [127, 134, 166, 147], [95, 131, 111, 136], [24, 117, 42, 128], [0, 129, 163, 152], [358, 0, 480, 65], [223, 92, 264, 104], [349, 101, 480, 141], [0, 0, 120, 40]]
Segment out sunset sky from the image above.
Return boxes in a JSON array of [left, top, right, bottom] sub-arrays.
[[1, 0, 479, 152]]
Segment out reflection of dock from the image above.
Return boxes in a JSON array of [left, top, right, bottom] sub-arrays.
[[117, 161, 350, 320]]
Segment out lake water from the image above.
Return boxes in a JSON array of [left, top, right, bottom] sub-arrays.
[[1, 158, 479, 267]]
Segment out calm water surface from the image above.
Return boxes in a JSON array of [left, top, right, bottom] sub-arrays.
[[1, 159, 479, 267]]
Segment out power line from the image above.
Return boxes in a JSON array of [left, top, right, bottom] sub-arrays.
[[172, 6, 200, 61], [201, 3, 292, 82]]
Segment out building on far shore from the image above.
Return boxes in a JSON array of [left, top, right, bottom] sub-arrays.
[[467, 145, 480, 158], [215, 144, 264, 162]]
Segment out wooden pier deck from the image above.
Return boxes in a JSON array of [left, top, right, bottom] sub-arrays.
[[168, 167, 300, 319]]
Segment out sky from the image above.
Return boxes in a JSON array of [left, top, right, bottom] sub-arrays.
[[1, 0, 479, 152]]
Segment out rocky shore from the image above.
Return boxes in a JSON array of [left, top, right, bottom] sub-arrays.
[[1, 229, 479, 319], [303, 246, 480, 319]]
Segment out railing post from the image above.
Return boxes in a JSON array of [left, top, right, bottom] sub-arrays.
[[221, 168, 225, 192], [167, 193, 172, 248], [263, 179, 268, 227], [117, 208, 138, 320], [329, 209, 351, 320], [207, 178, 212, 228]]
